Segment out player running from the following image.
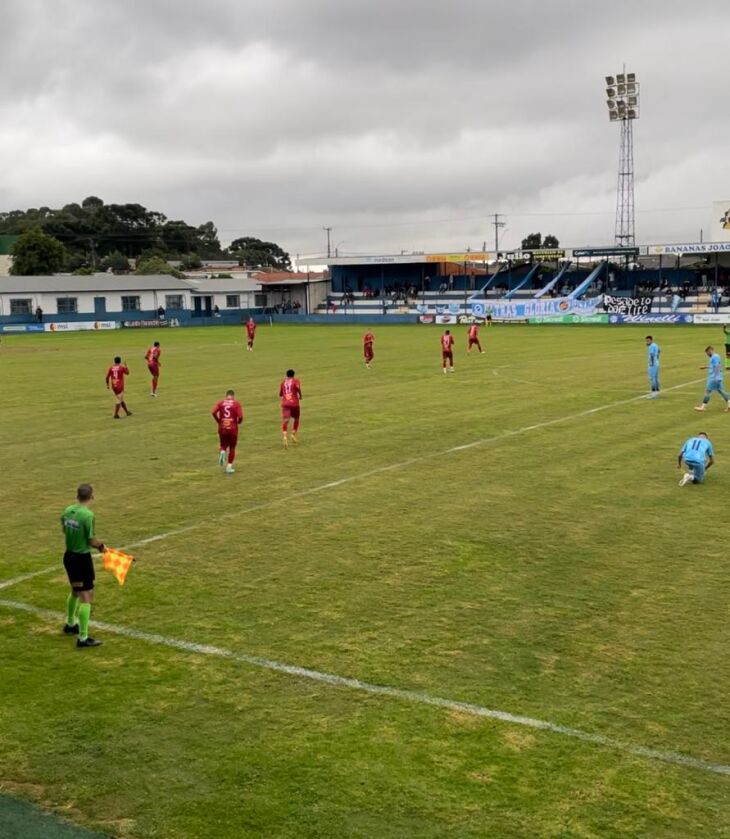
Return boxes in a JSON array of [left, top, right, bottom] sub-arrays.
[[211, 389, 244, 474], [363, 330, 375, 368], [61, 483, 106, 648], [645, 335, 660, 398], [695, 345, 730, 412], [467, 323, 484, 354], [280, 369, 302, 447], [441, 329, 455, 373], [105, 356, 132, 418], [245, 317, 256, 351], [144, 341, 161, 396], [677, 432, 714, 486]]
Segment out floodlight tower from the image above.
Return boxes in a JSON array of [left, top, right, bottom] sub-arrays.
[[605, 70, 639, 247]]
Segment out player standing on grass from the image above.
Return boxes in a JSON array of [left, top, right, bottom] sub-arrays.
[[61, 484, 106, 648], [678, 432, 714, 486], [245, 317, 256, 351], [723, 324, 730, 370], [144, 341, 161, 396], [363, 330, 375, 368], [441, 329, 455, 373], [280, 369, 302, 447], [467, 322, 484, 354], [105, 356, 132, 418], [645, 335, 660, 398], [211, 389, 244, 474], [695, 346, 730, 412]]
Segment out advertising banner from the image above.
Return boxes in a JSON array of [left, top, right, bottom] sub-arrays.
[[472, 295, 601, 320], [693, 313, 730, 325], [602, 294, 653, 315], [45, 321, 117, 332], [528, 248, 566, 261], [121, 318, 175, 328], [457, 315, 486, 325], [608, 313, 694, 324], [0, 323, 45, 333], [573, 247, 640, 258], [529, 314, 609, 324], [434, 314, 459, 324], [648, 241, 730, 255], [418, 315, 435, 324]]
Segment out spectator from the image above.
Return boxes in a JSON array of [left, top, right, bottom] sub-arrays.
[[157, 305, 166, 320], [35, 306, 43, 323], [711, 288, 721, 313], [213, 304, 221, 317]]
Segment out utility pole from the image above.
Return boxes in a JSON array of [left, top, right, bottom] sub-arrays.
[[323, 227, 332, 259], [492, 214, 505, 255]]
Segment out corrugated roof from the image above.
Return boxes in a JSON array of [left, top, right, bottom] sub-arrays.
[[0, 274, 193, 294], [254, 271, 328, 285], [184, 276, 260, 293]]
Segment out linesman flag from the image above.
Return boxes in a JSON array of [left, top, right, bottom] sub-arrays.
[[103, 548, 135, 586]]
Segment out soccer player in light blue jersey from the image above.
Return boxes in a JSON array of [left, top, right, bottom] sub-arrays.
[[678, 432, 714, 486], [645, 335, 660, 397], [695, 345, 730, 412]]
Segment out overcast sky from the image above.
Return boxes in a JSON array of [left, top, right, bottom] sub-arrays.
[[1, 0, 728, 260]]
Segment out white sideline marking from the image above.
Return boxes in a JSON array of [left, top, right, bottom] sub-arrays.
[[0, 597, 728, 778], [0, 377, 705, 590]]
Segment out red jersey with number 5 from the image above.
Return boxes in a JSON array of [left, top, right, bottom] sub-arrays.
[[441, 334, 454, 353], [106, 363, 129, 391], [280, 377, 302, 407], [212, 397, 244, 433]]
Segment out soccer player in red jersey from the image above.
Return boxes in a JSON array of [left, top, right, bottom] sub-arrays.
[[363, 330, 375, 368], [105, 356, 132, 418], [441, 330, 455, 373], [144, 341, 162, 396], [467, 323, 484, 354], [245, 317, 256, 351], [279, 369, 302, 448], [211, 389, 244, 474]]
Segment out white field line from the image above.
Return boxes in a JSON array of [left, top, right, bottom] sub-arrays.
[[0, 377, 705, 591], [0, 597, 727, 778]]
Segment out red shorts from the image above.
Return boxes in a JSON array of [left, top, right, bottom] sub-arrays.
[[148, 363, 160, 376], [282, 405, 300, 421], [442, 351, 453, 361], [112, 385, 123, 396], [364, 346, 374, 361], [468, 338, 480, 347], [218, 429, 238, 450], [247, 333, 255, 342]]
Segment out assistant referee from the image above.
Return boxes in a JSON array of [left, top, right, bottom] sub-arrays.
[[61, 484, 106, 648]]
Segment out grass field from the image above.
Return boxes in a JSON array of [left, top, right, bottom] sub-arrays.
[[1, 323, 729, 838]]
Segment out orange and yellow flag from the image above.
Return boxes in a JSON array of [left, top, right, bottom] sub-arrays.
[[103, 548, 135, 586]]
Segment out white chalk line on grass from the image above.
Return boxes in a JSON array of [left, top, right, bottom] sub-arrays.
[[0, 597, 727, 778], [0, 377, 705, 591]]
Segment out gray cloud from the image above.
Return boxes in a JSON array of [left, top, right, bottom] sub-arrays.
[[1, 0, 728, 257]]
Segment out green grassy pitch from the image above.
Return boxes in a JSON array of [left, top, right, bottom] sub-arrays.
[[0, 324, 729, 838]]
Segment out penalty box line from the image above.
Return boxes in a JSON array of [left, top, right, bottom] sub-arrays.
[[0, 596, 728, 778], [0, 377, 704, 592], [125, 376, 704, 549]]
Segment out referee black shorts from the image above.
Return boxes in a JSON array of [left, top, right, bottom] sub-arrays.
[[63, 550, 95, 592]]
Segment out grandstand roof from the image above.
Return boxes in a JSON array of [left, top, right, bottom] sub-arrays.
[[0, 274, 191, 294]]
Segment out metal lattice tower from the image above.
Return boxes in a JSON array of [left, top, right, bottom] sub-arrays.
[[605, 70, 639, 248], [615, 117, 635, 246]]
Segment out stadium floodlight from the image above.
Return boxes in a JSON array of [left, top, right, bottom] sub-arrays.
[[604, 68, 640, 247]]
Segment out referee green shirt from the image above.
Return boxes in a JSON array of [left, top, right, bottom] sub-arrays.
[[61, 504, 95, 553]]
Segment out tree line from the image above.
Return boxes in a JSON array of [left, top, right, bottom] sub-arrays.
[[1, 196, 292, 275]]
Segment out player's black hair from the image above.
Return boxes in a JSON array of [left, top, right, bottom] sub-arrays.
[[153, 341, 160, 347], [77, 483, 94, 501], [645, 335, 652, 340], [445, 330, 451, 335], [705, 345, 713, 352], [286, 369, 295, 377], [226, 389, 234, 396], [114, 356, 121, 363], [699, 431, 708, 438]]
